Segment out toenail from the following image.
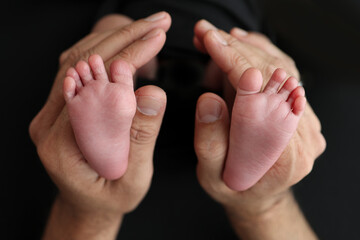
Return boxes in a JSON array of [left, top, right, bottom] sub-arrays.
[[136, 96, 162, 116], [198, 98, 222, 123]]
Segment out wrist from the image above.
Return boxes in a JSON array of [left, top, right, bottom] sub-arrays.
[[224, 190, 290, 222], [224, 190, 317, 240], [43, 195, 123, 240]]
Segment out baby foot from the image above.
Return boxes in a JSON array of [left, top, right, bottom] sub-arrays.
[[223, 68, 306, 191], [63, 55, 136, 180]]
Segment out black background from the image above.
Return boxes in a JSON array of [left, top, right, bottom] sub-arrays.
[[2, 0, 360, 239]]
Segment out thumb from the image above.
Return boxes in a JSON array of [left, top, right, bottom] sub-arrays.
[[123, 85, 166, 184], [194, 93, 230, 189]]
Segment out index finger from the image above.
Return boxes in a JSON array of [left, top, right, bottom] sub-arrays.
[[87, 11, 171, 63]]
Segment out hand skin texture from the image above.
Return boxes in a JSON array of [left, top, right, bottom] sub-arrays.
[[193, 20, 326, 240], [29, 11, 325, 240], [29, 12, 171, 240]]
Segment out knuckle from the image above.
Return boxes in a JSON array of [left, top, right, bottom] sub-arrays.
[[119, 25, 136, 39], [227, 35, 240, 46], [118, 48, 133, 61], [130, 122, 158, 145], [229, 54, 248, 72], [117, 50, 137, 73], [66, 47, 83, 64], [195, 139, 227, 162]]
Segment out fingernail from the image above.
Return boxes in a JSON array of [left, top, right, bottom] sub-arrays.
[[136, 96, 162, 116], [233, 27, 248, 37], [142, 29, 162, 40], [212, 31, 228, 46], [200, 19, 217, 30], [145, 12, 166, 22], [198, 98, 222, 123]]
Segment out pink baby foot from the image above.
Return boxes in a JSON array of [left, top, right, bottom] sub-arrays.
[[223, 68, 306, 191], [63, 54, 136, 180]]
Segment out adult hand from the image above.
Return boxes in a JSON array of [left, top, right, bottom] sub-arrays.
[[29, 12, 171, 240], [193, 20, 325, 239]]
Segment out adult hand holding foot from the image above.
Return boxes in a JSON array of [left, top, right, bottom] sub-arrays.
[[29, 12, 171, 240], [194, 20, 326, 239]]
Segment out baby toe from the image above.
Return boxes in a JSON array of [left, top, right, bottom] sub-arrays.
[[88, 54, 109, 82], [263, 68, 287, 95], [76, 60, 94, 85], [278, 76, 299, 100]]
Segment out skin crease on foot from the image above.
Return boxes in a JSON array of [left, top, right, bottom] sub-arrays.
[[63, 54, 136, 180], [223, 68, 306, 191]]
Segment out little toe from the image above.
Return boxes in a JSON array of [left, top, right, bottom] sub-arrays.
[[278, 76, 299, 100], [263, 68, 287, 94], [63, 76, 76, 102], [75, 60, 94, 85], [110, 59, 134, 89], [237, 68, 263, 96], [287, 86, 305, 108], [88, 54, 108, 82], [66, 67, 82, 91], [292, 96, 307, 116]]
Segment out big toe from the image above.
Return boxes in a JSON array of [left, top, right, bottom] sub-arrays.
[[110, 59, 134, 88], [237, 68, 263, 96]]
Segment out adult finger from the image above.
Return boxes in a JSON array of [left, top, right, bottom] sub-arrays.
[[91, 14, 133, 33], [59, 14, 134, 65], [194, 93, 230, 190], [87, 11, 171, 64], [91, 14, 161, 80], [193, 35, 207, 54], [202, 28, 254, 88], [59, 31, 113, 66], [104, 28, 167, 76], [193, 19, 217, 53], [195, 20, 299, 87], [230, 28, 288, 58], [118, 85, 167, 190], [193, 19, 260, 59]]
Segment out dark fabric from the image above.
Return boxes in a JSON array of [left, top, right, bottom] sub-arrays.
[[97, 0, 262, 61]]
